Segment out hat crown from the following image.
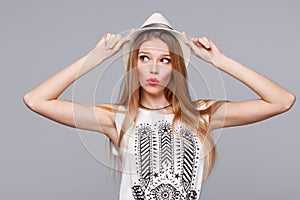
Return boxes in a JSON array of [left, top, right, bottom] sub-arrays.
[[141, 12, 173, 29], [121, 12, 190, 69]]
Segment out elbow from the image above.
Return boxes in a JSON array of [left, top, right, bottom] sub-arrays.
[[280, 93, 296, 112], [23, 93, 32, 108], [23, 93, 38, 110]]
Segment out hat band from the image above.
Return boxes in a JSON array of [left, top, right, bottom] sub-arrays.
[[142, 23, 174, 30]]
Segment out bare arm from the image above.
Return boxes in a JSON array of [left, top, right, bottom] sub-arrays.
[[23, 32, 132, 143], [209, 54, 295, 130], [183, 33, 296, 130]]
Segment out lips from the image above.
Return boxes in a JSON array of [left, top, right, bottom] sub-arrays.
[[147, 78, 159, 86]]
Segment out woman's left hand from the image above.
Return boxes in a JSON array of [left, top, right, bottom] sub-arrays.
[[182, 32, 223, 66]]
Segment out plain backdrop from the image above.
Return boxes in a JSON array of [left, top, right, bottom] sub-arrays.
[[1, 0, 299, 199]]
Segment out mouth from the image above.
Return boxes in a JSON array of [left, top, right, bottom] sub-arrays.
[[147, 78, 159, 86]]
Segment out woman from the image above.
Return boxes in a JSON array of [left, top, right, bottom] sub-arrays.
[[23, 13, 296, 199]]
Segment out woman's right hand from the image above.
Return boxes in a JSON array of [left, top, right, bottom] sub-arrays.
[[90, 29, 135, 64]]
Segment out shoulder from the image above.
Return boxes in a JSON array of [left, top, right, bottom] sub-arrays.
[[194, 99, 228, 124], [194, 99, 218, 110]]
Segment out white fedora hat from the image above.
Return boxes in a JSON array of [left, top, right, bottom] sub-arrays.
[[121, 12, 190, 69]]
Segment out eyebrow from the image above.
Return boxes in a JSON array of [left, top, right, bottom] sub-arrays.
[[138, 51, 170, 57]]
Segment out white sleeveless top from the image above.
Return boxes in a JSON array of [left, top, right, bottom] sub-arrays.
[[111, 105, 208, 200]]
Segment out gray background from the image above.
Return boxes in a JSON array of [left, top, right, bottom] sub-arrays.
[[1, 0, 299, 199]]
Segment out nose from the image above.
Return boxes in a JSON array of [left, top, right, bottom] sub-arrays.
[[150, 61, 159, 74]]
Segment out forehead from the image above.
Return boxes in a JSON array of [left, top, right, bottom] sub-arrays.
[[139, 38, 169, 54]]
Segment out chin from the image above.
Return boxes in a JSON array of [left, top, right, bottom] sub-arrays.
[[141, 85, 165, 95]]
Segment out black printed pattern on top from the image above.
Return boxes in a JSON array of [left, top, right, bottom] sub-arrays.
[[131, 119, 202, 200]]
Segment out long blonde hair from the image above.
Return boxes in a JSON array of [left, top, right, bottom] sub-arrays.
[[100, 30, 225, 181]]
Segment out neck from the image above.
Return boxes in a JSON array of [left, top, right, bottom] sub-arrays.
[[139, 102, 172, 110], [139, 93, 170, 109]]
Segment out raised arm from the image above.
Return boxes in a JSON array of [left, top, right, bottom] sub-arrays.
[[183, 33, 296, 130], [23, 31, 133, 144]]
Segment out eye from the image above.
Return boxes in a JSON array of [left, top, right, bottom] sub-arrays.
[[161, 58, 171, 64], [139, 55, 149, 62]]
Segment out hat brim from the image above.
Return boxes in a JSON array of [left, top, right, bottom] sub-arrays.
[[121, 27, 190, 69]]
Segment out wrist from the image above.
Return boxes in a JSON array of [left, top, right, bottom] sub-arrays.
[[211, 53, 230, 69], [87, 48, 106, 66]]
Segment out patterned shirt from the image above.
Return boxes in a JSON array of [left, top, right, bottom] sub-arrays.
[[112, 105, 207, 200]]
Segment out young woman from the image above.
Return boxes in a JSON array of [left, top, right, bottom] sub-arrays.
[[23, 13, 296, 200]]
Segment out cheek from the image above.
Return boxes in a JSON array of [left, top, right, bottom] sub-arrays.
[[137, 68, 146, 83], [161, 69, 173, 84]]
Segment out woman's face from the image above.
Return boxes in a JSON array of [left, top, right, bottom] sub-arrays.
[[137, 38, 173, 96]]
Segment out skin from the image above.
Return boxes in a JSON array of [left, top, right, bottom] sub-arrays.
[[182, 32, 296, 129], [137, 38, 173, 110], [23, 29, 296, 147]]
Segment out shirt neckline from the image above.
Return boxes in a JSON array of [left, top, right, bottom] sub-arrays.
[[138, 107, 174, 116]]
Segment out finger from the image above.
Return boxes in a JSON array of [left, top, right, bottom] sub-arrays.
[[107, 34, 116, 49], [189, 37, 209, 50], [105, 29, 135, 51], [120, 28, 135, 45], [201, 37, 211, 49], [204, 37, 219, 51], [114, 34, 132, 50], [192, 38, 202, 46], [126, 28, 135, 38], [197, 37, 210, 49], [96, 35, 107, 48], [182, 31, 190, 42], [112, 29, 135, 50], [106, 34, 117, 49], [184, 38, 200, 54], [183, 32, 198, 52], [104, 33, 112, 49], [108, 34, 122, 49], [203, 37, 210, 43]]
